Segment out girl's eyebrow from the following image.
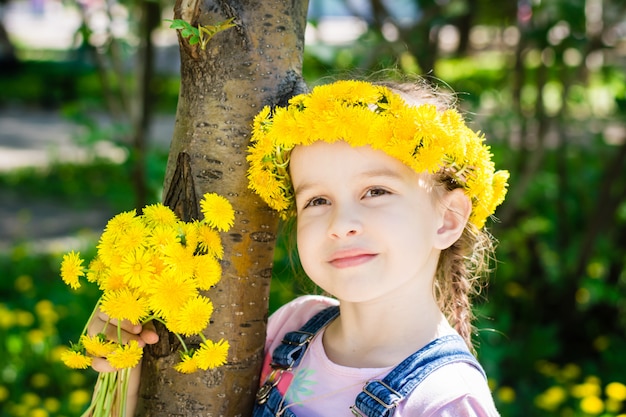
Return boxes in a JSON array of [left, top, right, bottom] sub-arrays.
[[293, 168, 403, 197]]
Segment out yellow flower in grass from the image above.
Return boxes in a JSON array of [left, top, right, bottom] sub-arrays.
[[194, 255, 222, 290], [195, 339, 229, 370], [147, 271, 197, 320], [60, 349, 92, 369], [60, 251, 84, 290], [100, 288, 149, 325], [80, 334, 116, 357], [606, 382, 626, 401], [167, 296, 213, 336], [200, 193, 235, 232], [142, 203, 178, 228], [119, 247, 155, 289], [107, 340, 142, 369], [174, 352, 199, 374]]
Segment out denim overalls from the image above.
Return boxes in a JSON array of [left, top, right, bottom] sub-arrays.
[[253, 306, 487, 417]]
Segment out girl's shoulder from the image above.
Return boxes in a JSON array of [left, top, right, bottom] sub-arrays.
[[400, 360, 499, 417], [265, 295, 338, 351]]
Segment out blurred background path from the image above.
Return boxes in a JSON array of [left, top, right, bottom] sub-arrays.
[[0, 110, 175, 252]]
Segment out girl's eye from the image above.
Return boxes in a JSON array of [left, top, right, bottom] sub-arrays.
[[364, 188, 389, 198], [304, 197, 330, 208]]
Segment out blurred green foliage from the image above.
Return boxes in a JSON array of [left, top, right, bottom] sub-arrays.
[[1, 0, 626, 416]]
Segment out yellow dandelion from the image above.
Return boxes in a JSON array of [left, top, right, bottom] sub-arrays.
[[105, 210, 137, 232], [178, 221, 199, 250], [200, 193, 235, 232], [194, 255, 222, 290], [118, 248, 155, 289], [60, 348, 92, 369], [161, 241, 196, 278], [196, 223, 223, 259], [100, 288, 149, 325], [148, 225, 180, 248], [142, 203, 178, 228], [195, 339, 229, 370], [96, 236, 123, 268], [60, 251, 84, 290], [147, 271, 197, 320], [114, 219, 149, 254], [606, 382, 626, 401], [174, 352, 199, 374], [167, 295, 213, 336], [98, 271, 126, 292], [80, 334, 116, 358], [86, 256, 106, 284], [106, 340, 143, 369], [580, 395, 604, 415]]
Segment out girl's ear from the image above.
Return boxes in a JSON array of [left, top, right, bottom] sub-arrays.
[[434, 188, 471, 250]]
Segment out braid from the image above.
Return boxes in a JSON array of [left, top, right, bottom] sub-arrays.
[[434, 216, 494, 351]]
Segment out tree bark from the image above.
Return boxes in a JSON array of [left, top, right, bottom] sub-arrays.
[[136, 1, 309, 415]]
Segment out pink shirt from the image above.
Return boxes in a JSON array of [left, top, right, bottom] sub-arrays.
[[261, 295, 500, 417]]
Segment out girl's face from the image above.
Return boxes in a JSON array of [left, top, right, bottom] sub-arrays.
[[290, 140, 450, 304]]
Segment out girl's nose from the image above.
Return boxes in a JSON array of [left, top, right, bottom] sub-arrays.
[[328, 205, 362, 239]]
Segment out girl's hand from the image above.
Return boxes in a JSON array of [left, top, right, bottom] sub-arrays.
[[87, 307, 159, 372]]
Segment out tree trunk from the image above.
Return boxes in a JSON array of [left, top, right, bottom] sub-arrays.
[[135, 1, 309, 416]]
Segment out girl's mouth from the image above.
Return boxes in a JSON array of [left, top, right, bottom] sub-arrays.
[[328, 250, 377, 268]]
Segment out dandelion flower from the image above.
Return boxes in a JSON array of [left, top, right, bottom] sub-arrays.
[[106, 340, 143, 369], [104, 210, 137, 235], [100, 288, 149, 325], [60, 349, 92, 369], [80, 334, 116, 358], [98, 271, 126, 292], [148, 225, 180, 249], [60, 251, 84, 290], [118, 248, 155, 289], [194, 255, 222, 290], [196, 224, 223, 259], [142, 203, 178, 228], [147, 271, 197, 320], [195, 339, 229, 370], [114, 220, 149, 254], [200, 193, 235, 232], [86, 256, 106, 284], [174, 352, 199, 374], [161, 241, 196, 279], [167, 296, 213, 336]]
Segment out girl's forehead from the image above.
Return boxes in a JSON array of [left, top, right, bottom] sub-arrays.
[[289, 140, 426, 184]]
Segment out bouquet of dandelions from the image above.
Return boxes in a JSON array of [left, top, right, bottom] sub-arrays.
[[59, 193, 234, 417]]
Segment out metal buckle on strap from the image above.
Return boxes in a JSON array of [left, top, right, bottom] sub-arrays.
[[256, 368, 285, 405], [350, 405, 367, 416], [362, 379, 402, 410], [282, 330, 315, 346]]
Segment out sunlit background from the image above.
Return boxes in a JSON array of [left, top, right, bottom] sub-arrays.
[[1, 0, 625, 416]]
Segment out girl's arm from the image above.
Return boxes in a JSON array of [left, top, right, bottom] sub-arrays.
[[87, 308, 159, 415]]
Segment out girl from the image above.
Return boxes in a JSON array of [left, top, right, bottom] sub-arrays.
[[90, 78, 509, 416]]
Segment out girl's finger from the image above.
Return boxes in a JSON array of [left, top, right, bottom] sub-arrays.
[[91, 356, 117, 373]]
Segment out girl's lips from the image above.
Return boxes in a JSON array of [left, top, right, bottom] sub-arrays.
[[328, 250, 377, 268]]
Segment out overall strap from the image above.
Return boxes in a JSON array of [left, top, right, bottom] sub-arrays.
[[351, 334, 486, 417], [271, 305, 340, 369], [256, 305, 340, 407]]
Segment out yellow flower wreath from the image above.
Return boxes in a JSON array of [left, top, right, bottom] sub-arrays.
[[247, 80, 509, 229]]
